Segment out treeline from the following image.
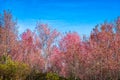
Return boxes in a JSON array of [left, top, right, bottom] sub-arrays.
[[0, 10, 120, 80]]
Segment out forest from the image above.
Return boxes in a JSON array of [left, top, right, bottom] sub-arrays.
[[0, 10, 120, 80]]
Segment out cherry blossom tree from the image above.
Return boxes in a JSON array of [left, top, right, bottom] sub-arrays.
[[12, 29, 44, 71], [59, 32, 86, 79], [36, 24, 59, 72], [0, 11, 18, 60]]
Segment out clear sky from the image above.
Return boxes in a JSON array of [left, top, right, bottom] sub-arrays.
[[0, 0, 120, 36]]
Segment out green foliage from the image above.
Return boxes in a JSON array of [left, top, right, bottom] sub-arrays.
[[26, 71, 69, 80], [0, 55, 68, 80], [46, 72, 59, 80], [25, 69, 46, 80], [0, 55, 30, 80]]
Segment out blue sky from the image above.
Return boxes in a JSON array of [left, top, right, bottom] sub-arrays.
[[0, 0, 120, 36]]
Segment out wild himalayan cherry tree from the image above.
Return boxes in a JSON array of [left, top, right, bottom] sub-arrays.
[[59, 32, 86, 79], [49, 45, 63, 74], [36, 24, 59, 72], [17, 29, 44, 70], [0, 11, 18, 59], [87, 19, 120, 80]]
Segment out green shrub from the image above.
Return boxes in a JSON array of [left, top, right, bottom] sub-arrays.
[[0, 55, 30, 80], [25, 69, 46, 80], [46, 72, 59, 80]]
